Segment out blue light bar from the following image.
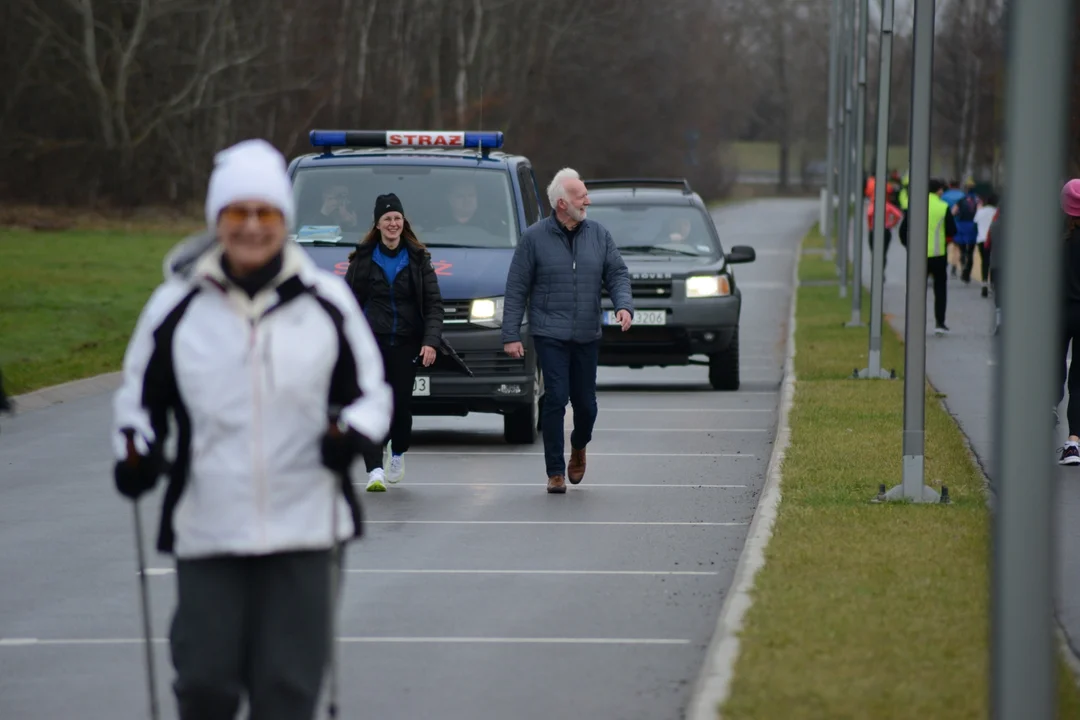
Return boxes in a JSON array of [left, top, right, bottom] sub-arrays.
[[309, 130, 504, 150], [463, 132, 504, 149]]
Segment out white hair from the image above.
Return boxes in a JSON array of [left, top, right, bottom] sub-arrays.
[[547, 167, 580, 208]]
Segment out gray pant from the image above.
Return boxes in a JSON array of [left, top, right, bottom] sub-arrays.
[[169, 548, 343, 720]]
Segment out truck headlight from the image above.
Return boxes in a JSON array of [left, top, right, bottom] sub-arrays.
[[686, 275, 731, 298], [470, 296, 504, 327]]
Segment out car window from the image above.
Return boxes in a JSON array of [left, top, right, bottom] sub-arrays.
[[291, 165, 519, 248], [585, 204, 722, 257], [517, 164, 541, 226]]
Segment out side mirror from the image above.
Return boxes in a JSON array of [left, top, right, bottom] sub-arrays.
[[725, 245, 756, 264]]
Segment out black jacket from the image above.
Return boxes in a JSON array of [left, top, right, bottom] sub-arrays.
[[344, 241, 444, 348]]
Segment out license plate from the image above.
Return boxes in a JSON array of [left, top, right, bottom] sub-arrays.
[[413, 376, 430, 396], [606, 310, 665, 326]]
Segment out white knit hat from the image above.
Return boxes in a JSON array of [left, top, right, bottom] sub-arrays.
[[204, 139, 296, 230]]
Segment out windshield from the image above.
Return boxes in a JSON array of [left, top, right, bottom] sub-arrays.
[[291, 165, 519, 247], [585, 204, 721, 257]]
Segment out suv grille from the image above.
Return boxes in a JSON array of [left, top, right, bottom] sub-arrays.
[[443, 299, 472, 325], [428, 351, 525, 376], [603, 278, 673, 300], [630, 278, 673, 299]]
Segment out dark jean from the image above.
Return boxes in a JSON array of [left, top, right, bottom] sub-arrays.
[[533, 336, 599, 477], [363, 335, 421, 471]]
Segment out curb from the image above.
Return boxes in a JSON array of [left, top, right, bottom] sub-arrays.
[[8, 371, 123, 412], [685, 227, 802, 719]]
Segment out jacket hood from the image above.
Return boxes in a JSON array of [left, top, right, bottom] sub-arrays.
[[163, 231, 219, 281]]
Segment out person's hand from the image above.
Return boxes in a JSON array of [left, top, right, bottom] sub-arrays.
[[615, 309, 632, 332], [321, 197, 338, 215], [321, 419, 360, 475], [504, 342, 524, 358], [419, 345, 437, 367], [114, 430, 161, 500]]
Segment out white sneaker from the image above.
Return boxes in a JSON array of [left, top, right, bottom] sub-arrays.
[[387, 454, 405, 484], [366, 469, 387, 492], [1059, 441, 1080, 466]]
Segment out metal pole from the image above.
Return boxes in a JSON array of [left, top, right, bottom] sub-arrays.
[[824, 0, 841, 247], [992, 0, 1072, 715], [856, 0, 895, 380], [883, 0, 937, 503], [847, 0, 868, 326], [837, 0, 852, 297]]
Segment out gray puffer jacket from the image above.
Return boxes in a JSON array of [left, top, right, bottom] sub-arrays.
[[503, 213, 634, 344]]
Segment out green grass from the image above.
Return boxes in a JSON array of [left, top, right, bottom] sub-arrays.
[[718, 224, 1080, 719], [0, 229, 185, 395]]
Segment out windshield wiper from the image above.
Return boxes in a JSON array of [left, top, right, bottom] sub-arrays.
[[618, 245, 701, 256], [299, 239, 352, 247]]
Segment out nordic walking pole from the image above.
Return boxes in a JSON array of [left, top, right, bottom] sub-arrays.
[[124, 429, 161, 720], [325, 414, 345, 719]]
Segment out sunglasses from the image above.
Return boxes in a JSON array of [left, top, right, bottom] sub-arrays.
[[219, 205, 284, 226]]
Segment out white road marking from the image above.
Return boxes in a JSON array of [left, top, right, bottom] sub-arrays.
[[0, 636, 690, 647], [345, 569, 719, 576], [573, 428, 768, 433], [140, 567, 721, 577], [367, 482, 748, 489], [592, 408, 773, 413], [406, 453, 760, 459], [338, 636, 691, 645], [599, 391, 778, 397], [366, 520, 748, 527]]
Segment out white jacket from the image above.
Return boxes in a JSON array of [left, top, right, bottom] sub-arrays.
[[112, 236, 392, 559]]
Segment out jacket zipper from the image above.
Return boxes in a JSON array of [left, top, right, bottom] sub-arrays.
[[389, 276, 398, 346], [569, 232, 579, 328], [250, 319, 267, 547]]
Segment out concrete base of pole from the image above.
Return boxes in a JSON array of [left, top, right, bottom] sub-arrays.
[[879, 482, 941, 503], [845, 314, 864, 328], [853, 367, 896, 379], [877, 454, 941, 503]]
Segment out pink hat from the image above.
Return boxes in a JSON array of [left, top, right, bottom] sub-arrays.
[[1062, 179, 1080, 216]]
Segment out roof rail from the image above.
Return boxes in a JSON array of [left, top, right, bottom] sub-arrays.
[[583, 178, 693, 194]]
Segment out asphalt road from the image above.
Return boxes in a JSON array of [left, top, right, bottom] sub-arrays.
[[0, 198, 817, 720]]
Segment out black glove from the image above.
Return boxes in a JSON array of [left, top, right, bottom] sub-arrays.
[[321, 423, 378, 475], [114, 452, 162, 500]]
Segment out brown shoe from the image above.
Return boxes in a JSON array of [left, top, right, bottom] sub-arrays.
[[568, 447, 586, 484], [547, 474, 567, 494]]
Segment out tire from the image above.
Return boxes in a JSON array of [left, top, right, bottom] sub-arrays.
[[504, 366, 543, 444], [709, 327, 740, 391]]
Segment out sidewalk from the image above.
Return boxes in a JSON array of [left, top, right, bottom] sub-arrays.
[[856, 229, 1080, 659]]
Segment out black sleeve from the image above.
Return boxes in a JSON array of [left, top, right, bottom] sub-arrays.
[[344, 257, 365, 309], [419, 255, 444, 348], [945, 211, 957, 238]]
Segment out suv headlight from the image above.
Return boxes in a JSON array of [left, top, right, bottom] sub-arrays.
[[469, 296, 504, 327], [686, 275, 731, 298]]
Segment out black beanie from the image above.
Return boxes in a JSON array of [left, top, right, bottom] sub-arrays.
[[373, 193, 405, 224]]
